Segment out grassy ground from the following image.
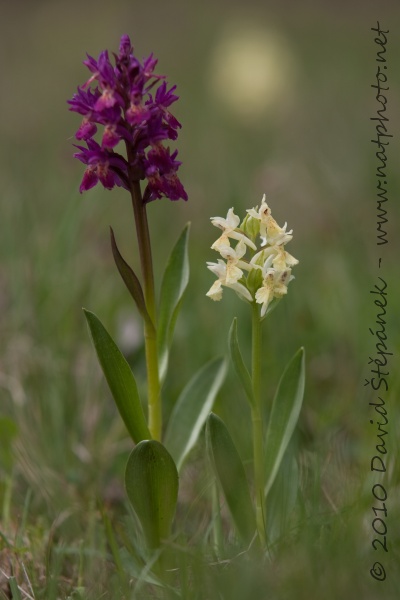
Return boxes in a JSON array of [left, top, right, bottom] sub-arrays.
[[1, 1, 400, 598]]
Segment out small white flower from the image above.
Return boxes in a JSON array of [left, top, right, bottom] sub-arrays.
[[272, 245, 298, 270], [211, 207, 240, 232], [247, 194, 293, 246], [206, 278, 224, 301], [206, 259, 252, 302], [211, 208, 257, 251], [250, 245, 298, 272], [255, 265, 294, 317], [218, 239, 251, 284], [252, 245, 298, 271]]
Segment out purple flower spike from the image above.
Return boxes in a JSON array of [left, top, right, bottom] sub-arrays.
[[68, 34, 187, 201]]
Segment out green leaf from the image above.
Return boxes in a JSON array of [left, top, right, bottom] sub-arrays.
[[110, 227, 154, 333], [158, 223, 190, 381], [228, 318, 254, 407], [266, 442, 299, 543], [164, 357, 227, 471], [84, 309, 151, 443], [264, 347, 305, 497], [125, 440, 178, 549], [206, 413, 256, 544]]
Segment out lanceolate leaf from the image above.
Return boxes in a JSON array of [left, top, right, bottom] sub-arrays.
[[125, 440, 178, 549], [158, 223, 190, 381], [164, 358, 227, 471], [110, 227, 154, 333], [228, 318, 254, 407], [84, 309, 151, 443], [264, 347, 305, 497], [266, 447, 299, 543], [206, 413, 256, 544]]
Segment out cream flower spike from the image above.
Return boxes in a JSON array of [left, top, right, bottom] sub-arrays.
[[247, 194, 293, 246], [207, 196, 297, 310], [211, 208, 257, 251]]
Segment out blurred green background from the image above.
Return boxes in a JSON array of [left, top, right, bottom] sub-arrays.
[[1, 0, 399, 597]]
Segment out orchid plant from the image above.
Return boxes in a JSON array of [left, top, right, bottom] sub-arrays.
[[68, 35, 226, 554], [68, 33, 305, 575], [206, 199, 305, 548]]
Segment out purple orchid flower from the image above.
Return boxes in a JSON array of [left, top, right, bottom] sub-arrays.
[[73, 139, 129, 192]]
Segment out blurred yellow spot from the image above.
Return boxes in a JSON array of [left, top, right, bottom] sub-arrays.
[[209, 23, 296, 123]]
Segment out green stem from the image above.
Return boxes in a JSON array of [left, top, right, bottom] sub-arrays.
[[130, 181, 156, 321], [251, 302, 266, 546], [128, 176, 161, 441]]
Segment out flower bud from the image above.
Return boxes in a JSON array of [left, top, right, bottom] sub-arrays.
[[241, 213, 260, 242]]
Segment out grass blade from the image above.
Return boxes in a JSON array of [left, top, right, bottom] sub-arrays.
[[8, 578, 23, 600]]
